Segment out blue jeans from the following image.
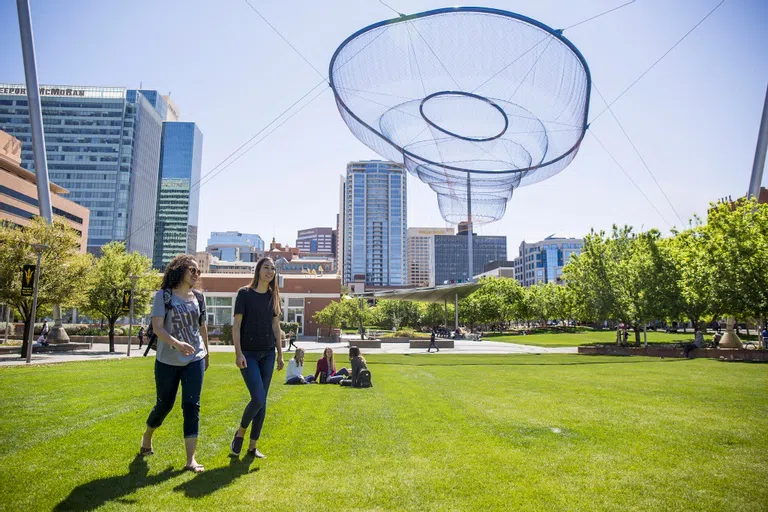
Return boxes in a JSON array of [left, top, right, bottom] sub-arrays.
[[239, 350, 276, 441], [146, 358, 205, 438], [285, 375, 315, 385]]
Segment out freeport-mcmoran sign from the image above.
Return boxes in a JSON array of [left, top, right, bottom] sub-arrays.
[[0, 84, 125, 99]]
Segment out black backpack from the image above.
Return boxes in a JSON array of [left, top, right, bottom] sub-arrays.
[[144, 289, 206, 355], [356, 369, 373, 388]]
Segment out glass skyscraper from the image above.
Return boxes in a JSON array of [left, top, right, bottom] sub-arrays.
[[152, 122, 203, 269], [342, 160, 407, 286], [434, 228, 507, 284], [0, 84, 164, 256]]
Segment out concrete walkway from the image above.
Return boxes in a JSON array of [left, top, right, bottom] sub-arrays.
[[0, 337, 577, 366]]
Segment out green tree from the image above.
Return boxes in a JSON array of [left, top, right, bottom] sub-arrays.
[[705, 198, 768, 328], [419, 301, 454, 329], [340, 297, 373, 337], [562, 229, 617, 324], [373, 299, 421, 330], [0, 218, 91, 357], [312, 300, 343, 337], [80, 242, 158, 352], [458, 294, 483, 328]]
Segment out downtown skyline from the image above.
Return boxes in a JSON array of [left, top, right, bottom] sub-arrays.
[[0, 0, 766, 257]]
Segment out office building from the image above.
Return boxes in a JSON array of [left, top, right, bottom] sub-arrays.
[[433, 224, 506, 284], [0, 130, 89, 251], [407, 227, 454, 287], [342, 160, 407, 286], [206, 231, 264, 262], [0, 84, 164, 256], [513, 234, 583, 286], [152, 122, 203, 269], [296, 227, 335, 256]]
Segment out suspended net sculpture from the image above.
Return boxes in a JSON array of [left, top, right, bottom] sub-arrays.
[[329, 7, 591, 225]]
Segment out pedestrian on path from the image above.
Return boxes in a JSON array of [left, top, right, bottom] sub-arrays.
[[428, 330, 439, 353], [141, 255, 209, 474], [286, 329, 298, 351], [138, 326, 145, 349], [230, 257, 285, 459]]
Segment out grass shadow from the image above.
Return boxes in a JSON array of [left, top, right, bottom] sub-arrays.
[[173, 456, 259, 498], [54, 455, 178, 511]]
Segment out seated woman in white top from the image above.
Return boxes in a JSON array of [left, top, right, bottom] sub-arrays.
[[285, 348, 315, 384]]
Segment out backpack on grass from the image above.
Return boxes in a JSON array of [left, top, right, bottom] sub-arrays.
[[356, 369, 372, 388]]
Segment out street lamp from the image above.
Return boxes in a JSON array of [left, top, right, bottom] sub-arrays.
[[127, 275, 139, 357], [25, 243, 48, 364], [0, 302, 7, 345]]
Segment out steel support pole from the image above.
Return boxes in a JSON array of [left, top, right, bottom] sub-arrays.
[[16, 0, 52, 221], [748, 83, 768, 200]]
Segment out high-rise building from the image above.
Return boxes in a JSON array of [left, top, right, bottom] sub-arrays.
[[206, 231, 264, 262], [295, 227, 335, 256], [0, 130, 90, 251], [433, 224, 506, 284], [342, 160, 407, 286], [337, 176, 345, 277], [407, 227, 455, 287], [0, 84, 165, 256], [152, 122, 203, 269], [512, 234, 583, 286]]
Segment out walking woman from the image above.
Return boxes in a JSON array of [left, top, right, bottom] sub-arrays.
[[231, 257, 285, 458], [141, 255, 209, 473]]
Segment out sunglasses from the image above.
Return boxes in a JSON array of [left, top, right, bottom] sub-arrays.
[[187, 267, 200, 276]]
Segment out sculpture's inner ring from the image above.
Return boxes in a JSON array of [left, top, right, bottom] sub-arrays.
[[419, 91, 509, 142]]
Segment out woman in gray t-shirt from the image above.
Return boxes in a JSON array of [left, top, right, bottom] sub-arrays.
[[141, 255, 209, 473]]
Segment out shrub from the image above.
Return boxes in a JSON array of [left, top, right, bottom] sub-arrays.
[[220, 324, 233, 345]]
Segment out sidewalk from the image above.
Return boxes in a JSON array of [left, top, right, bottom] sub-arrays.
[[0, 337, 576, 366]]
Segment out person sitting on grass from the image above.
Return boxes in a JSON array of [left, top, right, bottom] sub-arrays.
[[340, 346, 371, 387], [314, 347, 349, 384], [285, 348, 315, 385]]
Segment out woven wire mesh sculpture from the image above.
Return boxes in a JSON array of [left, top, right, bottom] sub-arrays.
[[330, 7, 591, 225]]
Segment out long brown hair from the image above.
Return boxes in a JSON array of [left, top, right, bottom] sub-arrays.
[[349, 346, 366, 364], [323, 347, 336, 373], [161, 254, 196, 290], [249, 257, 281, 316]]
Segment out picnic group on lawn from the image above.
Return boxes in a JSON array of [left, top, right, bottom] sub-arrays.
[[139, 254, 371, 473]]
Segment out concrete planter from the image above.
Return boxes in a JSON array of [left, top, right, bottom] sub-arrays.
[[578, 345, 768, 361], [379, 337, 410, 344], [409, 339, 454, 349], [347, 339, 381, 349]]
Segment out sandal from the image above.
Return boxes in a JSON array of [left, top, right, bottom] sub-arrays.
[[184, 463, 205, 473]]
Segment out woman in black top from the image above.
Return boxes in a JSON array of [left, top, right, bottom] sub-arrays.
[[230, 257, 285, 458]]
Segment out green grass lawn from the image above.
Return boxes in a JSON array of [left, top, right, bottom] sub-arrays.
[[483, 330, 700, 347], [0, 353, 766, 511]]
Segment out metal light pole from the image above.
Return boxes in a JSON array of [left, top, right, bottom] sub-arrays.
[[127, 275, 138, 356], [3, 303, 9, 345], [0, 303, 5, 344], [25, 243, 48, 363]]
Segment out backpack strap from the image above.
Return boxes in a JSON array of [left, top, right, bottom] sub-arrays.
[[162, 288, 173, 310], [192, 290, 206, 326]]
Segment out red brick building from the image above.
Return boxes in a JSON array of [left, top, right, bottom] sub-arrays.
[[197, 273, 340, 336]]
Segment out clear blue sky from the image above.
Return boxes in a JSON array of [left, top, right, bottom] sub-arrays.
[[1, 0, 766, 256]]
